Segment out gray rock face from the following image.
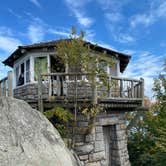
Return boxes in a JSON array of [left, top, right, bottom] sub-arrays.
[[0, 97, 81, 166]]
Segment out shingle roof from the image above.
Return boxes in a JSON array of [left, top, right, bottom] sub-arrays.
[[3, 39, 131, 73]]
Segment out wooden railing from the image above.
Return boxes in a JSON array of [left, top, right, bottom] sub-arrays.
[[39, 72, 144, 102]]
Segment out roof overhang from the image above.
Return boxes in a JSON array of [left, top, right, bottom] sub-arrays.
[[3, 40, 131, 73]]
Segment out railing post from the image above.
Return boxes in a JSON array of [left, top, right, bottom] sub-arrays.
[[48, 75, 52, 97], [108, 76, 111, 98], [38, 73, 43, 112], [140, 78, 144, 106], [131, 81, 134, 98], [120, 79, 123, 98]]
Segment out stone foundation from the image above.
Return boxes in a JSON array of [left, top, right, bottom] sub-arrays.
[[73, 111, 130, 166]]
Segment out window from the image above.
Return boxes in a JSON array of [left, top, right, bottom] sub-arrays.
[[26, 59, 30, 83], [16, 66, 19, 86], [17, 63, 24, 86], [98, 60, 107, 73], [34, 56, 48, 81]]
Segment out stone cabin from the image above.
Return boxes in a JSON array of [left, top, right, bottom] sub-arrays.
[[1, 39, 144, 166]]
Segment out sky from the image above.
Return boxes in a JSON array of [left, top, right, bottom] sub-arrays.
[[0, 0, 166, 98]]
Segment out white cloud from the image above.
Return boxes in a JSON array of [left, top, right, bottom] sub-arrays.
[[28, 24, 44, 43], [65, 0, 94, 27], [29, 0, 42, 8], [97, 0, 130, 11], [0, 27, 22, 80], [115, 34, 135, 43], [123, 51, 164, 98], [0, 26, 13, 36], [130, 1, 166, 28], [105, 12, 123, 23], [8, 9, 22, 19], [48, 28, 70, 37], [130, 14, 154, 28], [0, 36, 21, 53], [84, 29, 95, 41], [122, 49, 136, 55]]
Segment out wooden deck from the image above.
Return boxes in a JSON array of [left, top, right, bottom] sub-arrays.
[[37, 72, 144, 111]]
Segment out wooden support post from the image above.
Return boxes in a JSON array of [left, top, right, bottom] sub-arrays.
[[38, 74, 43, 112], [48, 75, 52, 97], [140, 78, 144, 106], [108, 76, 111, 98], [120, 79, 123, 98], [7, 71, 13, 97], [92, 73, 97, 105], [131, 81, 134, 98]]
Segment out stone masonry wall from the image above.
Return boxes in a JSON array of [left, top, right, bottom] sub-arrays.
[[14, 83, 49, 101], [73, 111, 130, 166]]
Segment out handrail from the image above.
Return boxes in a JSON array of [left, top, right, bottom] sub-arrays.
[[38, 72, 144, 107]]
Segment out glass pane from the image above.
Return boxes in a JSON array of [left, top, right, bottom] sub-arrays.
[[34, 57, 48, 81], [16, 66, 19, 86], [17, 63, 24, 86], [26, 59, 30, 83]]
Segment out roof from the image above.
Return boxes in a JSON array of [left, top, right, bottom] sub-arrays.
[[3, 39, 131, 73]]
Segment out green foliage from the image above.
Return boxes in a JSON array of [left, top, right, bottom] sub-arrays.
[[81, 105, 101, 120], [44, 107, 73, 137], [128, 60, 166, 166], [56, 26, 115, 75]]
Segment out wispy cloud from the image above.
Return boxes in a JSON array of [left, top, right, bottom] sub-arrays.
[[48, 28, 70, 37], [115, 34, 136, 43], [130, 0, 166, 28], [64, 0, 94, 27], [97, 0, 131, 11], [123, 51, 164, 98], [7, 8, 22, 19], [0, 27, 22, 53], [0, 27, 22, 79], [29, 0, 42, 8], [113, 33, 136, 44], [28, 25, 44, 43], [105, 12, 123, 23], [0, 36, 21, 53]]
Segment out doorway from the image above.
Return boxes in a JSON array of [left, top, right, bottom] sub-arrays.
[[103, 125, 116, 166]]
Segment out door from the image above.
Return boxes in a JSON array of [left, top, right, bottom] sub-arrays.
[[103, 126, 111, 166], [103, 125, 116, 166]]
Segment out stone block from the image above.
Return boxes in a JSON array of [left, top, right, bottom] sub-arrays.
[[94, 140, 104, 152], [85, 161, 101, 166], [85, 134, 95, 142], [95, 126, 103, 133], [89, 151, 105, 162], [74, 144, 94, 155], [79, 154, 89, 161], [95, 132, 104, 141], [77, 121, 89, 127]]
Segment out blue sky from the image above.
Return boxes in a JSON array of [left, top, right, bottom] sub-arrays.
[[0, 0, 166, 98]]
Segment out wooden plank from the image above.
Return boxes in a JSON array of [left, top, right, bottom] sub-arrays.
[[38, 74, 43, 112]]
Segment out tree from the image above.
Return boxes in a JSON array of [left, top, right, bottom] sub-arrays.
[[44, 27, 115, 141], [128, 60, 166, 166]]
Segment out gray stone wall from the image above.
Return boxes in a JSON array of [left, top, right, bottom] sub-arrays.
[[13, 82, 109, 101], [14, 83, 49, 101], [73, 112, 130, 166]]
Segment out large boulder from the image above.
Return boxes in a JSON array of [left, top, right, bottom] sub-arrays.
[[0, 97, 81, 166]]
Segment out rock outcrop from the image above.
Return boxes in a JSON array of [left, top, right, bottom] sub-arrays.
[[0, 97, 81, 166]]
